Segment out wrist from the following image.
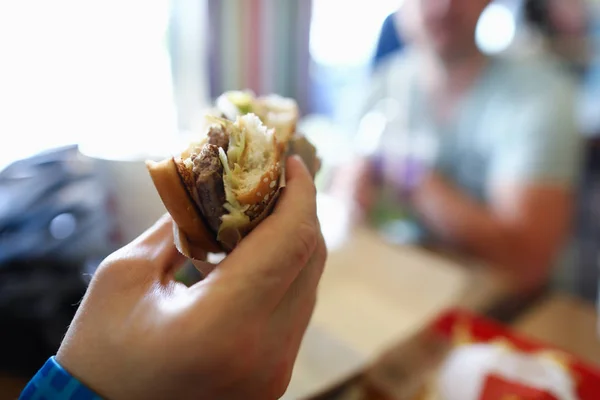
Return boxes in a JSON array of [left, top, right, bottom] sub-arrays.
[[20, 357, 102, 400]]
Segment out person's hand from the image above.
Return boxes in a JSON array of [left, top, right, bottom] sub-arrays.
[[56, 156, 327, 400], [353, 158, 379, 214], [329, 157, 378, 219], [381, 155, 431, 203]]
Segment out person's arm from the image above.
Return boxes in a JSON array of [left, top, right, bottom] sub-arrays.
[[20, 156, 326, 400], [412, 174, 574, 288], [413, 77, 582, 289]]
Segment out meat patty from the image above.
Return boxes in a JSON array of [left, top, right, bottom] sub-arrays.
[[193, 144, 226, 233], [191, 124, 268, 232], [207, 125, 229, 150]]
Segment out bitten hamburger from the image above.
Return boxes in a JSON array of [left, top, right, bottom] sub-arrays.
[[146, 91, 319, 255]]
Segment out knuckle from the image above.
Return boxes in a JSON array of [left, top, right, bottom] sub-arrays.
[[92, 246, 144, 286], [94, 253, 123, 279], [291, 221, 318, 266]]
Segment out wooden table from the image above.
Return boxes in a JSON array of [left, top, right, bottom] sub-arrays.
[[290, 196, 600, 399], [514, 292, 600, 367], [282, 195, 517, 399], [0, 375, 28, 400]]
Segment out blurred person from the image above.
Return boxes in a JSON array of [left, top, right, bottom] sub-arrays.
[[339, 0, 582, 291], [524, 0, 591, 76], [21, 157, 327, 400]]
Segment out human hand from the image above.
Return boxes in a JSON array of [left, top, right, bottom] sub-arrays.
[[381, 155, 431, 202], [329, 157, 379, 219], [56, 156, 327, 400], [353, 158, 380, 214]]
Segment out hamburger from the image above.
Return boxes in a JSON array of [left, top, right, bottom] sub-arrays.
[[146, 91, 319, 255]]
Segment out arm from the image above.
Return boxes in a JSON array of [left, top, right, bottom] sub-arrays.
[[413, 74, 582, 289], [22, 158, 326, 400], [412, 173, 574, 288]]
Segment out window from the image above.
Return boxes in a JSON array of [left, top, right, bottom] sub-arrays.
[[309, 0, 402, 124], [0, 0, 206, 168]]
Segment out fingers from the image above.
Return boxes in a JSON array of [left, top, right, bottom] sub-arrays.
[[194, 156, 320, 315], [191, 259, 217, 277], [101, 214, 187, 283], [272, 155, 318, 217], [272, 224, 327, 325], [263, 225, 327, 387]]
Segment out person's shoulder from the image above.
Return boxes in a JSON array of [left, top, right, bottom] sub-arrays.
[[491, 53, 577, 96]]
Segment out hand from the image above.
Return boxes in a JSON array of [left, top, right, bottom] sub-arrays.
[[410, 171, 446, 209], [330, 158, 378, 218], [381, 156, 431, 202], [56, 156, 327, 400], [353, 158, 379, 214]]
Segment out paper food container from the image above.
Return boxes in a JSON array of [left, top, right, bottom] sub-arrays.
[[430, 309, 600, 400], [333, 309, 600, 400]]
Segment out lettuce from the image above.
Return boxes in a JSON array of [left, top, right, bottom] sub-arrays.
[[217, 147, 249, 236], [226, 122, 245, 166], [218, 147, 237, 201], [205, 114, 232, 127], [227, 91, 254, 114]]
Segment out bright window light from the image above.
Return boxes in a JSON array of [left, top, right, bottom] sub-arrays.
[[475, 2, 517, 55], [310, 0, 404, 66], [0, 0, 178, 168]]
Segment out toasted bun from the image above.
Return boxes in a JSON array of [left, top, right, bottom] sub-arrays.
[[255, 94, 298, 144], [235, 161, 281, 206], [215, 91, 297, 147], [146, 158, 223, 254], [173, 157, 198, 203]]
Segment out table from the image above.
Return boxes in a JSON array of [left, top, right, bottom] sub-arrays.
[[282, 195, 516, 399], [514, 292, 600, 367], [0, 374, 28, 400]]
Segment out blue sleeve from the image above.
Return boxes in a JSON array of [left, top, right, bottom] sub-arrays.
[[372, 13, 403, 70], [20, 357, 102, 400]]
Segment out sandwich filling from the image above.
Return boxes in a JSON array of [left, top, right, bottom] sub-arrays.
[[183, 113, 280, 242]]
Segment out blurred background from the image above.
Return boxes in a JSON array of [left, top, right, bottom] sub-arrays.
[[3, 0, 600, 397]]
